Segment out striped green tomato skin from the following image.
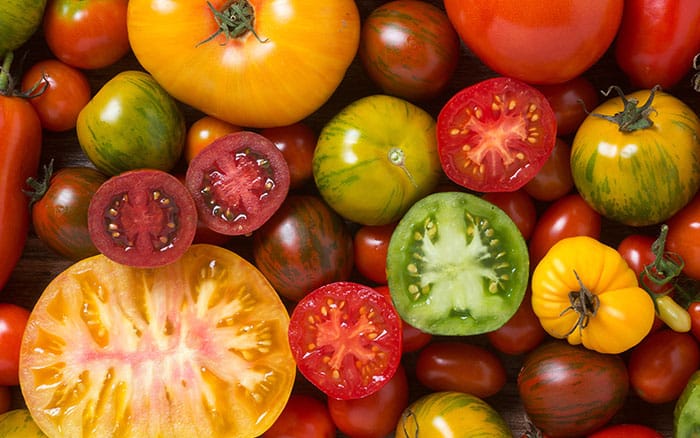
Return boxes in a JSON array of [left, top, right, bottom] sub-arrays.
[[313, 94, 442, 226], [76, 70, 185, 176], [0, 0, 46, 54], [674, 370, 700, 438], [571, 89, 700, 227], [395, 391, 512, 437]]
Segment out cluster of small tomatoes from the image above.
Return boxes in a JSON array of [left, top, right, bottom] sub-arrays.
[[2, 0, 700, 437]]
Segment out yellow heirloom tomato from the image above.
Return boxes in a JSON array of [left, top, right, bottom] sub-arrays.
[[531, 236, 655, 354]]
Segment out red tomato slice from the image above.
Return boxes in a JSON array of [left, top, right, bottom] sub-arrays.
[[288, 281, 402, 400], [436, 77, 557, 192]]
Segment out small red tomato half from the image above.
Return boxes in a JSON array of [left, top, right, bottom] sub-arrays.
[[186, 131, 290, 236], [288, 282, 403, 400], [0, 303, 31, 386], [263, 394, 336, 438], [87, 169, 197, 268], [437, 77, 557, 192]]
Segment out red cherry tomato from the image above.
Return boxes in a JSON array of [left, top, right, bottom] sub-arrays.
[[482, 189, 537, 241], [261, 122, 317, 190], [487, 289, 547, 355], [184, 115, 241, 163], [617, 234, 675, 295], [353, 223, 396, 284], [374, 285, 432, 353], [523, 138, 574, 202], [535, 76, 599, 136], [263, 394, 336, 438], [0, 303, 31, 386], [666, 193, 700, 280]]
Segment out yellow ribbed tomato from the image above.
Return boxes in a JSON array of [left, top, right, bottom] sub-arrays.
[[531, 236, 655, 354], [127, 0, 360, 128]]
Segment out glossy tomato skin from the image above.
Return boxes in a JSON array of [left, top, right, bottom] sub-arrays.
[[437, 77, 557, 192], [21, 59, 92, 132], [261, 122, 317, 190], [314, 94, 442, 225], [359, 0, 460, 101], [184, 115, 241, 163], [353, 223, 396, 284], [373, 286, 432, 353], [328, 364, 409, 438], [571, 88, 700, 226], [0, 0, 46, 54], [252, 195, 354, 302], [528, 194, 601, 267], [0, 303, 30, 386], [666, 193, 700, 280], [127, 0, 360, 128], [535, 76, 599, 136], [523, 138, 574, 202], [628, 329, 700, 404], [77, 70, 186, 176], [615, 0, 700, 89], [518, 341, 629, 437], [482, 189, 537, 241], [487, 289, 547, 356], [587, 424, 663, 438], [689, 302, 700, 342], [263, 394, 335, 438], [415, 341, 507, 398], [186, 131, 290, 236], [443, 0, 623, 84], [30, 166, 107, 261]]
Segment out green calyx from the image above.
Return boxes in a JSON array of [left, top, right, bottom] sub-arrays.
[[197, 0, 268, 47], [591, 85, 661, 133]]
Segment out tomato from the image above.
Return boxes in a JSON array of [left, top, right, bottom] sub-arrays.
[[482, 189, 537, 241], [689, 301, 700, 342], [523, 138, 574, 202], [0, 0, 46, 55], [184, 115, 241, 163], [617, 233, 674, 295], [88, 169, 197, 268], [328, 364, 409, 438], [571, 86, 700, 226], [666, 193, 700, 280], [0, 303, 30, 386], [386, 191, 529, 335], [0, 409, 47, 437], [20, 244, 295, 437], [628, 329, 700, 404], [287, 281, 402, 400], [587, 424, 663, 438], [443, 1, 622, 84], [26, 163, 107, 261], [43, 0, 130, 69], [127, 0, 360, 128], [263, 394, 335, 438], [353, 223, 395, 284], [436, 77, 557, 192], [528, 193, 602, 267], [21, 58, 91, 132], [358, 0, 460, 101], [535, 76, 600, 136], [77, 70, 186, 176], [396, 391, 512, 437], [487, 289, 547, 356], [518, 341, 629, 437], [415, 341, 507, 398], [532, 236, 656, 354], [261, 122, 317, 190], [313, 94, 441, 226], [252, 195, 354, 302], [0, 386, 10, 415], [615, 0, 700, 89], [674, 370, 700, 437], [186, 131, 290, 236], [0, 53, 42, 291], [373, 286, 432, 353]]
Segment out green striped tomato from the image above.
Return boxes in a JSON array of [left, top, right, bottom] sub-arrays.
[[76, 70, 186, 176], [0, 0, 46, 55], [313, 94, 442, 226], [674, 370, 700, 437], [571, 87, 700, 226]]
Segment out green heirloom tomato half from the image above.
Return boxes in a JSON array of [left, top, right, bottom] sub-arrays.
[[0, 0, 47, 55], [313, 94, 442, 226], [76, 70, 186, 176], [386, 191, 529, 336]]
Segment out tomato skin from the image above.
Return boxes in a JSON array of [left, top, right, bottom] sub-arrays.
[[253, 195, 354, 302], [666, 193, 700, 280], [43, 0, 130, 69], [30, 166, 107, 261], [689, 301, 700, 342], [487, 289, 547, 356], [0, 304, 30, 386], [261, 122, 317, 190], [184, 115, 241, 163], [263, 394, 335, 438], [127, 0, 360, 128], [482, 189, 537, 241], [571, 88, 700, 227], [0, 0, 47, 54], [518, 341, 629, 437], [443, 0, 623, 84], [523, 138, 574, 202], [359, 0, 460, 101], [373, 286, 432, 353], [615, 0, 700, 89], [353, 223, 395, 284], [587, 423, 663, 438], [415, 341, 507, 398], [21, 59, 92, 132], [328, 364, 409, 438], [628, 329, 700, 404], [535, 76, 599, 136]]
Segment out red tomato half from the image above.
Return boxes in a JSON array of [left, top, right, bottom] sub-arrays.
[[437, 77, 557, 192], [288, 282, 402, 400]]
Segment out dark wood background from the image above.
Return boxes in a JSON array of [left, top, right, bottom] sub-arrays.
[[6, 1, 700, 436]]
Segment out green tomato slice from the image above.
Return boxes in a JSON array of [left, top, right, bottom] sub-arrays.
[[387, 191, 529, 335]]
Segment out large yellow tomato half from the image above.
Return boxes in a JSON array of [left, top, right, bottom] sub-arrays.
[[127, 0, 360, 128], [19, 244, 296, 438], [531, 236, 655, 354]]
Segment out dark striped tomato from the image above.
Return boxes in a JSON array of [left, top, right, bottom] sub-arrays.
[[252, 195, 354, 302], [518, 341, 629, 437]]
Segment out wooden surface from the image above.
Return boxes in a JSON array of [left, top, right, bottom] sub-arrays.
[[5, 1, 700, 436]]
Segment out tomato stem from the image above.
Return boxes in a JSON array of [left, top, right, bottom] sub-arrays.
[[591, 85, 660, 132], [0, 51, 13, 93], [388, 147, 418, 188], [560, 270, 600, 337], [197, 0, 268, 47], [23, 159, 54, 207]]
